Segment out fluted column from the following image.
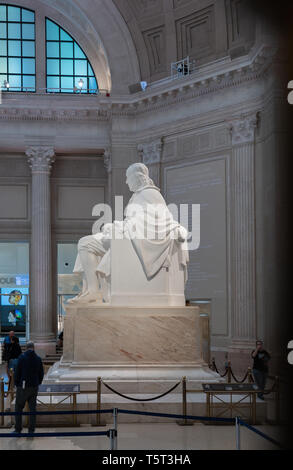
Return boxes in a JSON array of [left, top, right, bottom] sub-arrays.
[[229, 113, 258, 347], [26, 146, 55, 356], [137, 138, 163, 187]]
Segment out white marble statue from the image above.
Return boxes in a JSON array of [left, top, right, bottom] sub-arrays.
[[68, 163, 189, 304]]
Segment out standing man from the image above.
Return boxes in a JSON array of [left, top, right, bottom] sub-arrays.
[[251, 340, 271, 400], [13, 342, 44, 435]]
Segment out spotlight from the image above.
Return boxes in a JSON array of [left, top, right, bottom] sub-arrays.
[[78, 78, 84, 90], [4, 80, 10, 89]]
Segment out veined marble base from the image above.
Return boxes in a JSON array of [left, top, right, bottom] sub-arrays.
[[46, 305, 220, 384]]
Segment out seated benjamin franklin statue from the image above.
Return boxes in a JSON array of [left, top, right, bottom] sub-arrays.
[[68, 163, 189, 305]]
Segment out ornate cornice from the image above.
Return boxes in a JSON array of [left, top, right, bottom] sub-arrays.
[[0, 45, 278, 122], [26, 146, 55, 173]]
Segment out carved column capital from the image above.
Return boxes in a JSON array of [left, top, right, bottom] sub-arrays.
[[103, 148, 112, 173], [229, 113, 259, 146], [25, 146, 55, 173], [137, 138, 163, 166]]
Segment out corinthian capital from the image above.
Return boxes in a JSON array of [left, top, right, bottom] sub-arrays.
[[26, 146, 55, 173], [137, 138, 163, 166], [229, 113, 259, 146]]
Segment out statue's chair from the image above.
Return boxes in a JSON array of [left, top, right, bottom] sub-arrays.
[[106, 239, 186, 306]]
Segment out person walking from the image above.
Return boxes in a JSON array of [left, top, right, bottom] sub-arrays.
[[7, 336, 22, 388], [12, 342, 44, 435], [251, 340, 271, 400]]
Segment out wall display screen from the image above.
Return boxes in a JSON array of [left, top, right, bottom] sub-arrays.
[[0, 287, 28, 333]]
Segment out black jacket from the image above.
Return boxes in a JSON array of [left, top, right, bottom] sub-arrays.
[[14, 350, 44, 388], [7, 343, 22, 361]]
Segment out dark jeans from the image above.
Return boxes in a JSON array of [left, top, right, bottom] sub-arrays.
[[252, 369, 267, 397], [15, 386, 38, 433]]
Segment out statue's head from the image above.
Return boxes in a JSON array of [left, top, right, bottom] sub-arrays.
[[126, 163, 155, 192]]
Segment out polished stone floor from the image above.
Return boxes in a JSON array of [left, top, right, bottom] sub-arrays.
[[0, 423, 282, 450]]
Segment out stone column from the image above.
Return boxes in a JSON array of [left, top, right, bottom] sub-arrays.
[[103, 148, 112, 207], [137, 138, 163, 187], [229, 113, 258, 349], [26, 146, 56, 357]]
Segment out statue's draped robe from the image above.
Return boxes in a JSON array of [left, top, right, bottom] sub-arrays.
[[73, 186, 189, 281]]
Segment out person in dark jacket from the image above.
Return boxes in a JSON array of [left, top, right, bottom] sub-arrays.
[[13, 342, 44, 434], [3, 331, 15, 374], [7, 335, 22, 377], [251, 340, 271, 400]]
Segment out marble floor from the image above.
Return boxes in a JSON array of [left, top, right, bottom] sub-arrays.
[[0, 423, 282, 450]]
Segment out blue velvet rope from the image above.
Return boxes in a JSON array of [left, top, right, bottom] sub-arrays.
[[238, 418, 283, 448], [0, 408, 113, 416], [0, 430, 110, 438], [117, 408, 235, 422]]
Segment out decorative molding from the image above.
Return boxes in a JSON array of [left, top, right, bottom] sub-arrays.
[[137, 139, 163, 165], [103, 148, 112, 173], [176, 5, 215, 60], [26, 146, 55, 173], [142, 25, 166, 75], [0, 107, 111, 122], [228, 113, 258, 145]]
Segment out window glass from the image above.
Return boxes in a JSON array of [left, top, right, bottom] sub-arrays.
[[60, 42, 73, 58], [0, 40, 7, 55], [61, 59, 73, 75], [0, 5, 7, 21], [46, 18, 98, 93], [0, 5, 35, 92], [22, 41, 34, 57], [22, 74, 35, 89], [22, 23, 34, 40], [8, 57, 21, 73], [7, 6, 20, 22], [8, 40, 21, 56], [8, 23, 21, 39], [47, 58, 60, 75], [22, 58, 35, 74]]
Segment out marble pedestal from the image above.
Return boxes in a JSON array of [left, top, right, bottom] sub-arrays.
[[46, 305, 219, 383]]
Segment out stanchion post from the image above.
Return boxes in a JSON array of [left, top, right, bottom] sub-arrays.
[[177, 376, 193, 426], [248, 367, 253, 383], [235, 416, 241, 450], [109, 429, 115, 451], [72, 393, 77, 427], [113, 408, 118, 450], [0, 377, 4, 427], [227, 361, 231, 383], [182, 376, 187, 424], [275, 376, 280, 423], [96, 377, 101, 426]]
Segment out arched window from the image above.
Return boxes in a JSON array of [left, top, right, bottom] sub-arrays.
[[46, 18, 98, 94], [0, 4, 35, 92]]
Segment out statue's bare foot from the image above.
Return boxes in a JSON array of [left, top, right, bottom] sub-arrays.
[[67, 292, 85, 304], [72, 291, 103, 304]]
